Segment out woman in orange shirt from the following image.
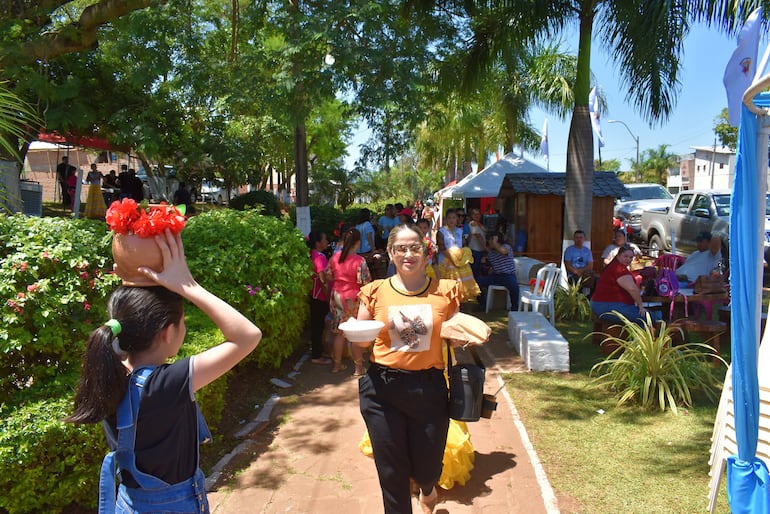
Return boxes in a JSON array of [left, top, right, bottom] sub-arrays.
[[356, 224, 462, 514]]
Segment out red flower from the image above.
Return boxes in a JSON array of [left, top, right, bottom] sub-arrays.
[[105, 199, 186, 238]]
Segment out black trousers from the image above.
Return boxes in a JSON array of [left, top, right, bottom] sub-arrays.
[[359, 363, 449, 514], [309, 298, 328, 359]]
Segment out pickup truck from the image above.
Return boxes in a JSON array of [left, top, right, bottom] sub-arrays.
[[613, 183, 673, 238], [639, 190, 732, 257]]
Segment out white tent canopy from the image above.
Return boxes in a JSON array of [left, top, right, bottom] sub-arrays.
[[451, 152, 549, 199], [437, 171, 479, 199]]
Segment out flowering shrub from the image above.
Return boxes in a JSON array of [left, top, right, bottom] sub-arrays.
[[0, 214, 120, 403], [105, 198, 186, 237], [183, 209, 313, 368], [0, 209, 312, 511]]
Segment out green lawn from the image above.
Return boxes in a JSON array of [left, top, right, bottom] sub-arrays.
[[493, 315, 730, 514]]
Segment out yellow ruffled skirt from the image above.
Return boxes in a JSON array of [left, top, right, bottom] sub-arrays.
[[84, 184, 106, 219], [358, 419, 475, 490], [438, 247, 480, 301]]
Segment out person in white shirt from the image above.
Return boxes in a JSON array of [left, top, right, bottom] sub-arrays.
[[601, 229, 641, 267], [676, 232, 723, 283]]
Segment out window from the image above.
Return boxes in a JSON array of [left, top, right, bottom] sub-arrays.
[[691, 194, 711, 214], [674, 194, 693, 214]]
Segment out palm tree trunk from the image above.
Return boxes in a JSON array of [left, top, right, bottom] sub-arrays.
[[563, 2, 595, 245], [564, 105, 594, 239], [477, 129, 486, 170]]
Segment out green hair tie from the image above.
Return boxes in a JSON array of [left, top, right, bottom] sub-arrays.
[[105, 319, 122, 337]]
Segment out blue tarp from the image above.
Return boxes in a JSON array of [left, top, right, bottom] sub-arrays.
[[726, 101, 770, 513]]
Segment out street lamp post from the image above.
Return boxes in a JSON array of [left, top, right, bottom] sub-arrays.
[[608, 119, 640, 181]]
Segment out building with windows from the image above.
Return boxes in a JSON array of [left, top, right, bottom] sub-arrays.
[[672, 145, 736, 192]]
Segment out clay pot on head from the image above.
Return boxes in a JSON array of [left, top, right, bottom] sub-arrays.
[[112, 233, 163, 286]]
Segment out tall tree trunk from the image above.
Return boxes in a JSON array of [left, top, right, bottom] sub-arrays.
[[563, 3, 595, 245], [462, 139, 473, 178], [564, 106, 594, 238], [294, 123, 308, 207], [384, 112, 391, 173], [477, 129, 486, 170]]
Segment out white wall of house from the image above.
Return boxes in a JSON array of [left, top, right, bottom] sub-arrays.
[[675, 144, 770, 192]]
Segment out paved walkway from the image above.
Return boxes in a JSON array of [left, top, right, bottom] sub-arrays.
[[206, 327, 558, 513]]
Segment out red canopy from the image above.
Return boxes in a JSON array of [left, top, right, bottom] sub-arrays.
[[37, 132, 128, 152]]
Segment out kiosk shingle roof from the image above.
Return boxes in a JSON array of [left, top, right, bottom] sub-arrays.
[[503, 172, 628, 198]]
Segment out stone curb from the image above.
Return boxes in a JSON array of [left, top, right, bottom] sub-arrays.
[[205, 353, 310, 491]]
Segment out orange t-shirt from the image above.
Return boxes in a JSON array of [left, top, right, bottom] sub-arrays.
[[358, 278, 461, 371]]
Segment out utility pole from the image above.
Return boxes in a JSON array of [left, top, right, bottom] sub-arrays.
[[709, 136, 717, 189]]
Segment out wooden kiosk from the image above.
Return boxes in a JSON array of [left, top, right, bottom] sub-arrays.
[[496, 172, 628, 270]]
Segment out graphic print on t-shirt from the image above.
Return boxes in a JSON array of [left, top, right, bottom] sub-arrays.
[[387, 304, 433, 352]]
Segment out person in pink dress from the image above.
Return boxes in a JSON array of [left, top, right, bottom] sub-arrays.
[[308, 230, 332, 364], [328, 228, 372, 375]]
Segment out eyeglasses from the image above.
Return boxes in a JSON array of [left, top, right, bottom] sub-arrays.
[[391, 244, 425, 255]]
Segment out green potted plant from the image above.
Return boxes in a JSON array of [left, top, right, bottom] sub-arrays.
[[589, 312, 724, 413], [554, 278, 591, 321]]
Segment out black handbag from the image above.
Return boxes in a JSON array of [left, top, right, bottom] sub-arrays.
[[446, 341, 486, 422]]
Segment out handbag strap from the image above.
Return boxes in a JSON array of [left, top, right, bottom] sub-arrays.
[[445, 340, 484, 370]]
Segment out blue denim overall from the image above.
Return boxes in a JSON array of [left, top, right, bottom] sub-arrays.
[[98, 367, 212, 514]]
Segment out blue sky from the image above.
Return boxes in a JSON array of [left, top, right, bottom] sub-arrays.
[[346, 21, 760, 177], [525, 22, 756, 174]]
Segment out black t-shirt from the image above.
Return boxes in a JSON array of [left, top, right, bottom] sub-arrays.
[[103, 357, 198, 488], [173, 188, 191, 206], [118, 172, 131, 192]]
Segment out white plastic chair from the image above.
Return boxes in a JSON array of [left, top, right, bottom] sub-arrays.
[[518, 263, 560, 325], [485, 285, 512, 312]]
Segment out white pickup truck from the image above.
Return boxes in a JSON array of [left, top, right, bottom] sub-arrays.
[[639, 189, 770, 258], [613, 183, 673, 238]]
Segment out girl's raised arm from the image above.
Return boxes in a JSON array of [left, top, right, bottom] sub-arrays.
[[139, 230, 262, 391]]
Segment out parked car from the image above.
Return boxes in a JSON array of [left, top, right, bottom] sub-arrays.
[[200, 179, 228, 204], [613, 183, 673, 238], [640, 189, 770, 259]]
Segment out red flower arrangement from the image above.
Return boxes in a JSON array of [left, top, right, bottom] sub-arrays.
[[105, 199, 186, 238]]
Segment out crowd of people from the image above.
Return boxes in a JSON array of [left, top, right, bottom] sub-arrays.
[[307, 202, 520, 372], [563, 225, 728, 327], [306, 201, 525, 512], [55, 157, 146, 217]]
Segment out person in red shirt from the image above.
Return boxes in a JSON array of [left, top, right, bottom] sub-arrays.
[[591, 245, 661, 325]]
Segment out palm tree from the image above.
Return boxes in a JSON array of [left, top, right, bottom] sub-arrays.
[[0, 83, 39, 161], [408, 0, 757, 246], [415, 41, 577, 182], [638, 144, 679, 185]]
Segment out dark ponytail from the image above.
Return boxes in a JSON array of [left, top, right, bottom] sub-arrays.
[[339, 228, 361, 263], [307, 230, 325, 250], [67, 286, 184, 424]]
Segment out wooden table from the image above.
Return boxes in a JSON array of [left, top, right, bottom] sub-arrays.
[[643, 287, 729, 320]]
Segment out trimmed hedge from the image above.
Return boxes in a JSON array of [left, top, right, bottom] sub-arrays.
[[183, 209, 312, 368], [0, 209, 312, 512], [228, 190, 281, 216]]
